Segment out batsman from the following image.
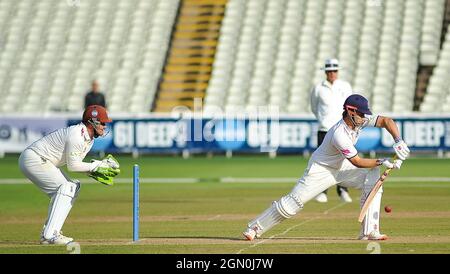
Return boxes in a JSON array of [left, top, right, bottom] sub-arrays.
[[243, 94, 410, 241], [18, 105, 120, 245]]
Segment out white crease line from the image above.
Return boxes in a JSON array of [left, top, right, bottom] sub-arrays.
[[221, 177, 450, 183], [1, 177, 450, 184], [129, 178, 199, 183], [236, 202, 347, 254], [0, 178, 199, 184], [220, 177, 296, 183]]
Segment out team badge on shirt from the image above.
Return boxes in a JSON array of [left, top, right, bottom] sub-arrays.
[[341, 149, 352, 156]]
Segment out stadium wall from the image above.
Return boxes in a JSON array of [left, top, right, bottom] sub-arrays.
[[1, 113, 449, 156]]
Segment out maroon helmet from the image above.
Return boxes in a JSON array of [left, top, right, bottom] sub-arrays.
[[82, 105, 112, 123]]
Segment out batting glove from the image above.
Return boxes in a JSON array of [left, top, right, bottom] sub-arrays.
[[393, 139, 410, 160], [377, 158, 403, 169]]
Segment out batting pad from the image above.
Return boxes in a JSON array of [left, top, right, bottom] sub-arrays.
[[43, 181, 80, 240], [277, 193, 304, 218], [247, 194, 304, 237], [247, 202, 285, 237], [361, 187, 383, 236]]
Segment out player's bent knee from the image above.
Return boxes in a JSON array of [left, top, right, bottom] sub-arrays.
[[276, 193, 304, 218], [57, 181, 80, 199], [71, 180, 81, 199], [364, 167, 383, 193]]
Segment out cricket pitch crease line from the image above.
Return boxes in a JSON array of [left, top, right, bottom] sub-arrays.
[[236, 203, 347, 254], [2, 177, 450, 184]]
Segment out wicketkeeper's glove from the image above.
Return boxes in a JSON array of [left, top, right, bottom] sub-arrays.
[[89, 154, 121, 186]]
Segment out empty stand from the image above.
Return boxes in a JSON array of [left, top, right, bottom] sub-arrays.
[[421, 24, 450, 112], [153, 0, 227, 112], [420, 0, 446, 66], [0, 0, 179, 113], [1, 0, 448, 115], [207, 0, 447, 114]]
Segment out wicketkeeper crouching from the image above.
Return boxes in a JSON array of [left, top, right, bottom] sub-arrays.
[[243, 94, 410, 241], [18, 105, 120, 245]]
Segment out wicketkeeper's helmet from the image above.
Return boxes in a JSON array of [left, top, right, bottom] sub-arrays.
[[82, 105, 112, 124]]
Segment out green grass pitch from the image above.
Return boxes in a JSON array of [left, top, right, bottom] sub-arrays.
[[0, 154, 449, 254]]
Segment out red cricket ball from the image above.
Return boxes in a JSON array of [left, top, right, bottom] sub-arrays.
[[384, 205, 392, 213]]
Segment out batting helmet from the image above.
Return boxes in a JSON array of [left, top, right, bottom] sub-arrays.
[[343, 94, 372, 115]]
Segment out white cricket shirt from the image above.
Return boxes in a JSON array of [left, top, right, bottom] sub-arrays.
[[27, 123, 95, 172], [310, 115, 379, 169], [310, 79, 353, 131]]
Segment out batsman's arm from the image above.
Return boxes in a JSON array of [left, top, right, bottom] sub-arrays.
[[348, 155, 381, 169], [375, 116, 410, 160], [375, 116, 401, 141], [349, 154, 399, 169]]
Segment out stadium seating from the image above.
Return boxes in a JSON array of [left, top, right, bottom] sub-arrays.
[[0, 0, 449, 114], [421, 24, 450, 112], [206, 0, 447, 114], [287, 0, 324, 114], [0, 0, 179, 113], [392, 0, 424, 113], [420, 0, 446, 66]]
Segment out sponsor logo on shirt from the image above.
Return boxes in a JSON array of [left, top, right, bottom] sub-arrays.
[[341, 149, 351, 156]]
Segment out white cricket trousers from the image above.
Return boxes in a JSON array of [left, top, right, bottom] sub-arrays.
[[18, 148, 71, 196], [289, 159, 383, 235], [19, 148, 80, 240], [291, 159, 381, 204], [245, 159, 383, 238]]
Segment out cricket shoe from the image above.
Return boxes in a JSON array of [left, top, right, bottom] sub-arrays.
[[359, 231, 388, 241], [314, 193, 328, 203], [41, 233, 74, 245], [339, 190, 352, 203], [243, 226, 261, 241]]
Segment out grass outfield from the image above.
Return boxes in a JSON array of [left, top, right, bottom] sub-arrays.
[[0, 154, 450, 254]]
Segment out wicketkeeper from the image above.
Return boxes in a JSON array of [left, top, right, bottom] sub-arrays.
[[18, 105, 120, 245], [243, 94, 410, 241]]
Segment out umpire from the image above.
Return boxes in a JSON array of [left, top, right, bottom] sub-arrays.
[[310, 58, 353, 203]]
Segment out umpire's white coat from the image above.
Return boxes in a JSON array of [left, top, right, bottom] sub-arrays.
[[310, 79, 353, 132]]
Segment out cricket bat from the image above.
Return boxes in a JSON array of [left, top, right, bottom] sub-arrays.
[[358, 155, 397, 223]]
